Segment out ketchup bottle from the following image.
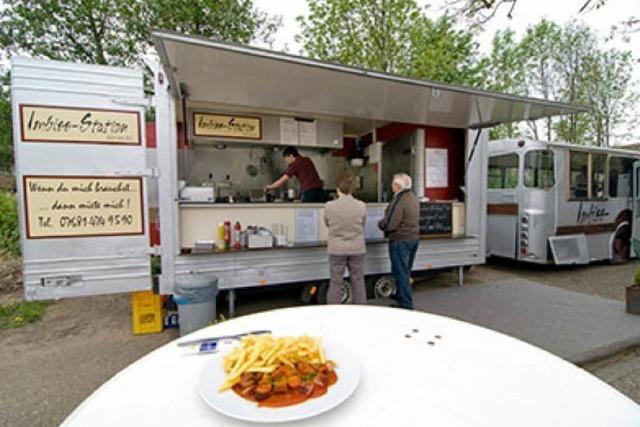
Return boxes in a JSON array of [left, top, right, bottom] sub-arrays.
[[224, 221, 231, 250], [233, 221, 242, 250]]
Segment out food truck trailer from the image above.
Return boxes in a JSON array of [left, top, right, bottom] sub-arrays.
[[11, 31, 585, 313], [487, 139, 640, 265]]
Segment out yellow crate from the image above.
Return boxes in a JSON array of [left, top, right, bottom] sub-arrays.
[[131, 290, 164, 335]]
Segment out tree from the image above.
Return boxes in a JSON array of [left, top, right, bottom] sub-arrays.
[[296, 0, 421, 73], [406, 15, 487, 86], [519, 19, 562, 140], [145, 0, 281, 46], [552, 23, 598, 143], [0, 0, 146, 66], [484, 29, 526, 139], [580, 49, 635, 147], [0, 0, 281, 66], [296, 0, 485, 85], [444, 0, 637, 39]]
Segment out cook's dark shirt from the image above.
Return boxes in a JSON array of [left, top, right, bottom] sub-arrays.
[[285, 156, 323, 192]]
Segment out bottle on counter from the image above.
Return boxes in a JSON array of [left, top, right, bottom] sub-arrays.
[[233, 221, 242, 250], [224, 221, 232, 250], [216, 223, 226, 251]]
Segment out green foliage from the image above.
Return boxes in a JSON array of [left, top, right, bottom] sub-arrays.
[[0, 72, 12, 166], [0, 300, 49, 329], [406, 15, 487, 86], [485, 20, 636, 146], [296, 0, 421, 73], [634, 266, 640, 286], [146, 0, 281, 45], [0, 0, 146, 66], [0, 0, 280, 66], [296, 0, 484, 85], [0, 191, 20, 257]]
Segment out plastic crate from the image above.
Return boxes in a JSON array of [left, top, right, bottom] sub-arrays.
[[131, 290, 164, 335]]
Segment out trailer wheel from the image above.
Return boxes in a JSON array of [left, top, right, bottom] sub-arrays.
[[374, 275, 396, 298], [340, 280, 354, 304], [612, 225, 631, 264]]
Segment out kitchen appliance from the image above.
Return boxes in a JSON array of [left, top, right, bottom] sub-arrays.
[[179, 186, 216, 203], [216, 180, 233, 203], [245, 226, 273, 249], [287, 188, 298, 201]]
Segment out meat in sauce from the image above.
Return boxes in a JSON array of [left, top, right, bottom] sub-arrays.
[[232, 361, 338, 407]]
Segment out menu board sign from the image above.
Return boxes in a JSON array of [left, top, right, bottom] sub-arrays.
[[23, 176, 145, 239], [20, 105, 141, 145], [193, 112, 262, 139], [419, 202, 452, 235]]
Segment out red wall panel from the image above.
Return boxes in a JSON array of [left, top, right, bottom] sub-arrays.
[[424, 127, 465, 201]]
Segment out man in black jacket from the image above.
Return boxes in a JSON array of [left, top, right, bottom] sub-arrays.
[[378, 173, 420, 309]]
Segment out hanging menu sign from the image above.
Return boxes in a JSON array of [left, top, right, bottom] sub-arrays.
[[193, 112, 262, 139], [20, 105, 141, 145], [23, 176, 145, 239]]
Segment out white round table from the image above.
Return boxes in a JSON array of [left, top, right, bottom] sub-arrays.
[[62, 306, 640, 426]]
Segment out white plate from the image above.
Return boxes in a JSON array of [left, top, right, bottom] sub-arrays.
[[198, 339, 361, 423]]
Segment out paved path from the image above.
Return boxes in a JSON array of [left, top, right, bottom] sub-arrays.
[[374, 278, 640, 364]]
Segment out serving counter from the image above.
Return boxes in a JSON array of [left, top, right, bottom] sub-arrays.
[[179, 202, 465, 250]]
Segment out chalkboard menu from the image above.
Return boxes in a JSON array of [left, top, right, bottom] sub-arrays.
[[419, 202, 452, 235]]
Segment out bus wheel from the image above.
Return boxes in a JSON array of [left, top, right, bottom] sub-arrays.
[[612, 226, 630, 264], [341, 280, 354, 304], [374, 275, 396, 298]]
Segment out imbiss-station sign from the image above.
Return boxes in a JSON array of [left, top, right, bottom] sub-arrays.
[[19, 105, 145, 239]]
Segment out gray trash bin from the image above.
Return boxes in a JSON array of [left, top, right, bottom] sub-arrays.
[[174, 276, 218, 336]]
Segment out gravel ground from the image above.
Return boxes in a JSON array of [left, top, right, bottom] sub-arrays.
[[0, 259, 638, 426]]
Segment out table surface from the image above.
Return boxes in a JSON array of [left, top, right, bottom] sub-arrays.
[[62, 306, 640, 426]]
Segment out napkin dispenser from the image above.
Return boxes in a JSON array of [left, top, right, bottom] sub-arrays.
[[245, 227, 273, 249]]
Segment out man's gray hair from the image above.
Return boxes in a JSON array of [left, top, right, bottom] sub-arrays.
[[392, 173, 412, 190]]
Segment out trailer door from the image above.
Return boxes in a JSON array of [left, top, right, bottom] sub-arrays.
[[633, 161, 640, 257], [11, 57, 152, 300]]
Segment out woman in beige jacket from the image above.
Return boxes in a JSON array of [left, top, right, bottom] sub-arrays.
[[323, 171, 367, 304]]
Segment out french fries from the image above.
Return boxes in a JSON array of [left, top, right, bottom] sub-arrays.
[[219, 335, 327, 391]]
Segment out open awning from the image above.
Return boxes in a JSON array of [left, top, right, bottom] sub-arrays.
[[151, 30, 587, 131]]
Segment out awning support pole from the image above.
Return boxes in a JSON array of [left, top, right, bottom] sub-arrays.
[[465, 128, 483, 170]]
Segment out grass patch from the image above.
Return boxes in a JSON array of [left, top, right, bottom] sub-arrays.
[[0, 300, 50, 329]]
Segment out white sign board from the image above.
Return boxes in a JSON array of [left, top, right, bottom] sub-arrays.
[[295, 208, 319, 242], [426, 148, 448, 188]]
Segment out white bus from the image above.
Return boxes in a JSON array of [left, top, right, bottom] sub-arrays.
[[487, 139, 640, 265]]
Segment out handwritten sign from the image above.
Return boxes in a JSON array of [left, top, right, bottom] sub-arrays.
[[23, 176, 144, 239], [20, 105, 140, 145], [193, 112, 261, 139], [419, 202, 452, 235]]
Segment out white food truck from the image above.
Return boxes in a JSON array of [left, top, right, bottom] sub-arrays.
[[11, 31, 584, 314], [487, 139, 640, 265]]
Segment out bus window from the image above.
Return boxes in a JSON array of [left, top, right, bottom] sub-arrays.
[[569, 151, 589, 199], [609, 157, 634, 198], [488, 154, 519, 189], [592, 154, 607, 199], [524, 150, 554, 189]]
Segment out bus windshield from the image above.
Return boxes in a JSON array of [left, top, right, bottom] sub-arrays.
[[524, 150, 554, 189]]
